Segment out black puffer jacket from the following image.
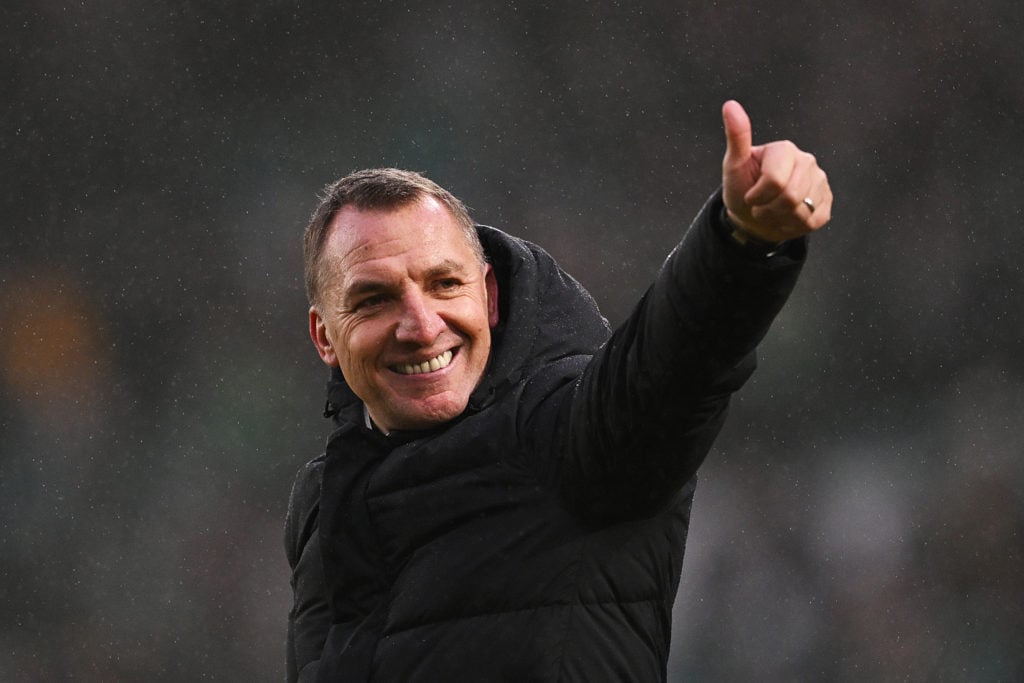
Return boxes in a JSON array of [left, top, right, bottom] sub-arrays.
[[285, 191, 805, 682]]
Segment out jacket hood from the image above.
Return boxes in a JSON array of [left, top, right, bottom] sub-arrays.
[[323, 224, 611, 427]]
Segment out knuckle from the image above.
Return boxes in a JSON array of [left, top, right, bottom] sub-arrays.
[[781, 187, 804, 208], [760, 173, 785, 194]]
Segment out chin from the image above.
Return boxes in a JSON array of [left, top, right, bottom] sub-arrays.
[[395, 398, 468, 430]]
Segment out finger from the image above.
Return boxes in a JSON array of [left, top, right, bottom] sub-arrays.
[[806, 174, 833, 229], [722, 100, 752, 167], [795, 161, 832, 230], [749, 158, 814, 222], [744, 141, 797, 205], [749, 164, 832, 233]]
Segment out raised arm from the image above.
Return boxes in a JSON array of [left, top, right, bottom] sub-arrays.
[[526, 101, 831, 522]]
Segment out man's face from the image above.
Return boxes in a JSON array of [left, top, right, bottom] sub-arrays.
[[309, 196, 498, 433]]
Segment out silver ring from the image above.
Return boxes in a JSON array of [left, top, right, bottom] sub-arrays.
[[803, 197, 816, 213]]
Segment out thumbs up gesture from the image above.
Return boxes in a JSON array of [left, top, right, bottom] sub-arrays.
[[721, 100, 832, 243]]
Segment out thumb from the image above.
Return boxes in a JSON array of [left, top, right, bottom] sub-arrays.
[[722, 100, 752, 166]]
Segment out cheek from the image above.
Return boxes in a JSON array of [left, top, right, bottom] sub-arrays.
[[463, 307, 493, 355], [460, 293, 494, 331], [334, 320, 382, 368]]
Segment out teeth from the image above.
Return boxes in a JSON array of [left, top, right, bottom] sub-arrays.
[[396, 350, 453, 375]]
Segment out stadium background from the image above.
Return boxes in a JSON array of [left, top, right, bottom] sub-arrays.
[[3, 1, 1021, 679]]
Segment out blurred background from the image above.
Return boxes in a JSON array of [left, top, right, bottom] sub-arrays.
[[3, 0, 1022, 680]]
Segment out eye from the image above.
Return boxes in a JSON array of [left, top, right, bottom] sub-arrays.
[[429, 278, 464, 295], [353, 294, 388, 310]]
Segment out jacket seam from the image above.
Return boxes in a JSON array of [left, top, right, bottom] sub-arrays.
[[381, 595, 660, 639], [555, 534, 589, 683]]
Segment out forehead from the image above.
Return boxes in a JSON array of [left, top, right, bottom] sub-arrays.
[[322, 197, 477, 290]]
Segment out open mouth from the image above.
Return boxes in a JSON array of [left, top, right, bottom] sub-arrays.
[[392, 349, 454, 376]]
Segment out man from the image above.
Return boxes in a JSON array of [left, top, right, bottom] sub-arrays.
[[285, 100, 832, 681]]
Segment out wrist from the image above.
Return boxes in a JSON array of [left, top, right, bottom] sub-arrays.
[[719, 205, 786, 258]]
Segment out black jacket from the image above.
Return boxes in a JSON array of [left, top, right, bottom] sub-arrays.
[[285, 191, 806, 682]]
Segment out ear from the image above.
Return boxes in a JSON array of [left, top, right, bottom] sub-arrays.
[[309, 306, 340, 367], [484, 264, 499, 328]]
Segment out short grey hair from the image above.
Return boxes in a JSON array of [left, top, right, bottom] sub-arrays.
[[302, 168, 485, 306]]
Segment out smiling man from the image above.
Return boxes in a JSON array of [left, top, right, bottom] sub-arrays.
[[308, 194, 498, 433], [286, 101, 832, 682]]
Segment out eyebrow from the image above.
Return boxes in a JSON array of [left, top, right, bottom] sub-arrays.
[[423, 259, 470, 279], [344, 278, 394, 299], [343, 259, 472, 299]]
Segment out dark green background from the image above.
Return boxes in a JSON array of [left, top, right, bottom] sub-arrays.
[[3, 1, 1021, 679]]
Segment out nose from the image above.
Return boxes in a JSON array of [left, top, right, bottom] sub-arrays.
[[394, 289, 445, 345]]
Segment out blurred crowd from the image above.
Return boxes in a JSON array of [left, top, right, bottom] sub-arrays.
[[3, 1, 1021, 680]]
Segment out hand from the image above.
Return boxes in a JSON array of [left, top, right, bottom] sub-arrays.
[[721, 100, 832, 243]]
